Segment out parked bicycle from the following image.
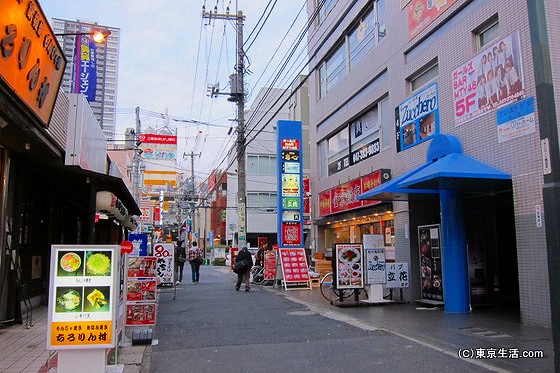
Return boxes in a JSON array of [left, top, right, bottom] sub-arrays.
[[250, 265, 265, 285], [319, 271, 368, 303]]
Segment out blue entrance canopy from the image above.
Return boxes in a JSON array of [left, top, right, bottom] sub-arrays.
[[357, 134, 511, 201]]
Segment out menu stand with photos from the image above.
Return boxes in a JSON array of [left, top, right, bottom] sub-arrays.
[[153, 242, 176, 300], [333, 243, 366, 307], [47, 245, 119, 372], [278, 248, 311, 291]]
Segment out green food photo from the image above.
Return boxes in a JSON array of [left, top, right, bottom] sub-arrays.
[[86, 252, 112, 276], [56, 289, 81, 312]]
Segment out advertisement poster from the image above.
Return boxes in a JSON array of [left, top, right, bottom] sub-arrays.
[[127, 279, 157, 302], [365, 248, 386, 285], [452, 31, 525, 126], [72, 34, 97, 102], [407, 0, 459, 40], [281, 222, 302, 246], [47, 245, 118, 349], [128, 257, 157, 278], [496, 96, 535, 143], [153, 243, 175, 285], [386, 263, 410, 288], [335, 244, 364, 289], [396, 82, 439, 152], [419, 225, 443, 301], [126, 304, 156, 326], [279, 248, 310, 283], [263, 249, 277, 281]]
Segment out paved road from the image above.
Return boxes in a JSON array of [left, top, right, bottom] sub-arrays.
[[147, 266, 497, 373]]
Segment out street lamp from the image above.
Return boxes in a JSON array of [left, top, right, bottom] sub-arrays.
[[55, 30, 112, 43]]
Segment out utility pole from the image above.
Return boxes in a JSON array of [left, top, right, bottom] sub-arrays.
[[202, 8, 247, 249], [183, 151, 201, 241], [133, 106, 142, 205]]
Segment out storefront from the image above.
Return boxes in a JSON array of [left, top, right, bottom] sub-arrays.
[[315, 169, 395, 259], [358, 134, 518, 313]]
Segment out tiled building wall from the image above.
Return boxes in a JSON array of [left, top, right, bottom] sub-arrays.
[[308, 0, 555, 327]]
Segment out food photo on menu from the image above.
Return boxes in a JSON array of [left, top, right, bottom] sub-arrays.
[[57, 251, 84, 276], [55, 287, 83, 313], [84, 251, 112, 276], [83, 286, 110, 312]]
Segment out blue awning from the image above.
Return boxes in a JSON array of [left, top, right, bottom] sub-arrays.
[[357, 134, 512, 201]]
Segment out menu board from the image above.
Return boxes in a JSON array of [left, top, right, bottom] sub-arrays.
[[263, 249, 277, 281], [335, 244, 364, 289], [126, 256, 157, 326], [127, 257, 157, 277], [153, 243, 175, 284], [279, 248, 310, 283], [47, 245, 119, 350], [365, 248, 386, 285]]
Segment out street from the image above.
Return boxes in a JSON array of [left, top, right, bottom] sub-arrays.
[[147, 266, 496, 373]]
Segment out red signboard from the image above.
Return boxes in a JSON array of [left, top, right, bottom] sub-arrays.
[[263, 249, 277, 281], [137, 134, 177, 144], [318, 169, 389, 217], [279, 248, 310, 283], [407, 0, 458, 40], [126, 303, 156, 326], [281, 222, 302, 246]]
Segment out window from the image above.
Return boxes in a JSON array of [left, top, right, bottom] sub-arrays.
[[247, 155, 277, 176], [410, 62, 438, 92], [326, 43, 347, 92], [317, 0, 336, 24], [477, 18, 499, 49], [247, 192, 277, 211], [327, 128, 349, 175], [317, 0, 387, 97]]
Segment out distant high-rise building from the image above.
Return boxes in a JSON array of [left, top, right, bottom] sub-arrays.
[[51, 18, 120, 140]]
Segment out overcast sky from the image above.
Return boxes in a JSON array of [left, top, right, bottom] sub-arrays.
[[40, 0, 308, 180]]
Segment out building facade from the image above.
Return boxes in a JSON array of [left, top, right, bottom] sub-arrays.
[[306, 0, 559, 327], [51, 18, 120, 140]]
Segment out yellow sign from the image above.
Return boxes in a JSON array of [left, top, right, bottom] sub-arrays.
[[0, 0, 66, 126], [50, 321, 113, 347]]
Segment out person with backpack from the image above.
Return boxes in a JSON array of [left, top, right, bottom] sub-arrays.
[[188, 241, 204, 284], [235, 246, 253, 292]]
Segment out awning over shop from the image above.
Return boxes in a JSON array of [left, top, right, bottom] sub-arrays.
[[37, 163, 141, 216], [357, 134, 511, 201]]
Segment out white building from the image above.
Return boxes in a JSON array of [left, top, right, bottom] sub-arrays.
[[51, 18, 120, 140]]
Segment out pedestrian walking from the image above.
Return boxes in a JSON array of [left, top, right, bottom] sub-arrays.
[[235, 246, 253, 292], [254, 245, 265, 267], [176, 240, 186, 284], [188, 241, 204, 284]]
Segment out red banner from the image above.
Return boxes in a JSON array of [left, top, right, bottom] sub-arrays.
[[281, 222, 302, 246], [279, 248, 310, 282]]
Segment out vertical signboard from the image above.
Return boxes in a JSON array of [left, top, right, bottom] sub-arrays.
[[153, 243, 175, 285], [334, 244, 364, 289], [277, 120, 304, 248], [126, 257, 157, 326], [47, 245, 118, 349], [278, 248, 311, 289], [419, 225, 443, 302], [72, 35, 97, 102]]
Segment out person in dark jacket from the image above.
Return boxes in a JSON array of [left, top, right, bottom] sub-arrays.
[[235, 246, 253, 292], [176, 241, 186, 284]]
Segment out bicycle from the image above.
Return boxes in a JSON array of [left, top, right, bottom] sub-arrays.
[[250, 265, 265, 285], [319, 272, 354, 302]]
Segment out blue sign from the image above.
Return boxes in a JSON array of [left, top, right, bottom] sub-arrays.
[[129, 233, 148, 256], [72, 35, 97, 102]]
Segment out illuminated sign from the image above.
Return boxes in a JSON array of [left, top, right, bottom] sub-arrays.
[[0, 0, 66, 126]]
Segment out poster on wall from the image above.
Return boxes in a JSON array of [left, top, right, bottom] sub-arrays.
[[407, 0, 459, 40], [419, 225, 443, 302], [395, 82, 439, 152], [452, 31, 525, 126], [47, 245, 118, 349], [153, 243, 175, 285], [335, 244, 364, 289], [496, 96, 535, 143]]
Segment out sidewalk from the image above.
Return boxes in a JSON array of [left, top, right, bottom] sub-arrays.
[[268, 284, 555, 373], [0, 305, 148, 373]]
